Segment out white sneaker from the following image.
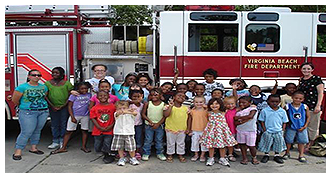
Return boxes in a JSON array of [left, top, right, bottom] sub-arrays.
[[219, 157, 230, 167], [48, 142, 59, 149], [60, 142, 63, 149], [129, 157, 140, 165], [206, 157, 215, 166], [117, 157, 126, 166]]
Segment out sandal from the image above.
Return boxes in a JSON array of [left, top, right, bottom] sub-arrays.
[[81, 148, 91, 153], [51, 149, 68, 154], [240, 159, 248, 165], [191, 154, 199, 162], [166, 155, 174, 163], [228, 154, 236, 162], [251, 157, 260, 165], [178, 155, 186, 163], [298, 157, 307, 163], [29, 150, 44, 155], [12, 154, 22, 161]]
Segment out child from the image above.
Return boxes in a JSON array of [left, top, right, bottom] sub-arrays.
[[89, 79, 119, 108], [200, 98, 237, 167], [51, 82, 92, 154], [223, 96, 238, 162], [128, 90, 144, 159], [112, 72, 137, 100], [258, 94, 288, 164], [187, 96, 209, 162], [111, 100, 140, 166], [211, 88, 224, 100], [45, 67, 74, 149], [137, 73, 153, 102], [280, 83, 297, 108], [194, 83, 208, 103], [173, 68, 197, 99], [160, 82, 174, 104], [163, 92, 189, 163], [202, 68, 224, 101], [141, 88, 167, 161], [234, 96, 259, 165], [225, 78, 249, 99], [283, 91, 310, 162], [176, 83, 192, 108], [90, 90, 116, 164]]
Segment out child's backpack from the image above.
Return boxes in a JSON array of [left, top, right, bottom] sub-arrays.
[[309, 134, 326, 157]]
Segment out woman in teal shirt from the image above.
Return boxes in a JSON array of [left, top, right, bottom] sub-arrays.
[[12, 69, 49, 160]]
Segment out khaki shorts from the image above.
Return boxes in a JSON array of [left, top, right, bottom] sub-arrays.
[[307, 111, 321, 141], [66, 116, 90, 131]]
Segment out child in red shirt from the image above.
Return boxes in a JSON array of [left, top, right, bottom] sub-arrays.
[[90, 90, 116, 164]]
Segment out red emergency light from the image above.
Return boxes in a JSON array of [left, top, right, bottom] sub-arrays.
[[263, 71, 279, 78], [185, 5, 235, 11]]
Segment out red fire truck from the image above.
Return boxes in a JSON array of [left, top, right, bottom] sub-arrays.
[[5, 5, 326, 120]]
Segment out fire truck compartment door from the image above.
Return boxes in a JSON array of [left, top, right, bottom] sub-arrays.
[[14, 34, 70, 86]]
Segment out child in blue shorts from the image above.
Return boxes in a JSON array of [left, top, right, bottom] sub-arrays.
[[258, 94, 288, 164], [282, 91, 310, 162]]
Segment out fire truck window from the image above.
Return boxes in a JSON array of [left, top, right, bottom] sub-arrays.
[[188, 24, 238, 52], [245, 24, 280, 52], [248, 13, 279, 21], [319, 14, 326, 23], [317, 25, 326, 53], [190, 12, 237, 21], [113, 26, 124, 40]]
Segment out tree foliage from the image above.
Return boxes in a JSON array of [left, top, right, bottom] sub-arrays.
[[110, 5, 152, 25]]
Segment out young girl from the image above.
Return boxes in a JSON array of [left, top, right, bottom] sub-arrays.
[[111, 101, 139, 166], [164, 92, 189, 163], [90, 90, 116, 164], [194, 83, 208, 103], [137, 73, 153, 102], [45, 67, 73, 149], [176, 83, 192, 108], [128, 90, 144, 159], [234, 96, 259, 165], [89, 79, 119, 108], [225, 78, 250, 99], [160, 82, 174, 104], [223, 96, 238, 162], [200, 98, 237, 167], [112, 72, 137, 100], [141, 88, 167, 161], [51, 82, 92, 154], [187, 96, 209, 162], [121, 83, 144, 101]]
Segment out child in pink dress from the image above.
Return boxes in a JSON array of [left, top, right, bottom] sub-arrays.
[[89, 79, 119, 108], [224, 96, 238, 162], [200, 98, 237, 167]]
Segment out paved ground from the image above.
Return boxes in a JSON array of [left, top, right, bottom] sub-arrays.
[[5, 120, 326, 173]]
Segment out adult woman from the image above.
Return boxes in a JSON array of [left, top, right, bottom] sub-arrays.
[[45, 67, 73, 149], [12, 69, 49, 160], [112, 72, 137, 100], [86, 64, 115, 93], [298, 62, 324, 149]]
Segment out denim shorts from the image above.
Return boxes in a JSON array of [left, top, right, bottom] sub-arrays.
[[285, 127, 309, 144]]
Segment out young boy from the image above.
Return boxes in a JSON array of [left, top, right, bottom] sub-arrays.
[[280, 83, 297, 108], [283, 91, 310, 162], [90, 90, 116, 164], [202, 68, 224, 102], [111, 100, 139, 166], [258, 94, 288, 164]]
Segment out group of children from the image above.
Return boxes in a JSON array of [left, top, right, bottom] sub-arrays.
[[48, 66, 310, 167]]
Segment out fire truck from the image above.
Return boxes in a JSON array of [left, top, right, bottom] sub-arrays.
[[5, 5, 326, 120]]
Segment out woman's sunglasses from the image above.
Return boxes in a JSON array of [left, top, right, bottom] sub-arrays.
[[30, 74, 42, 77]]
